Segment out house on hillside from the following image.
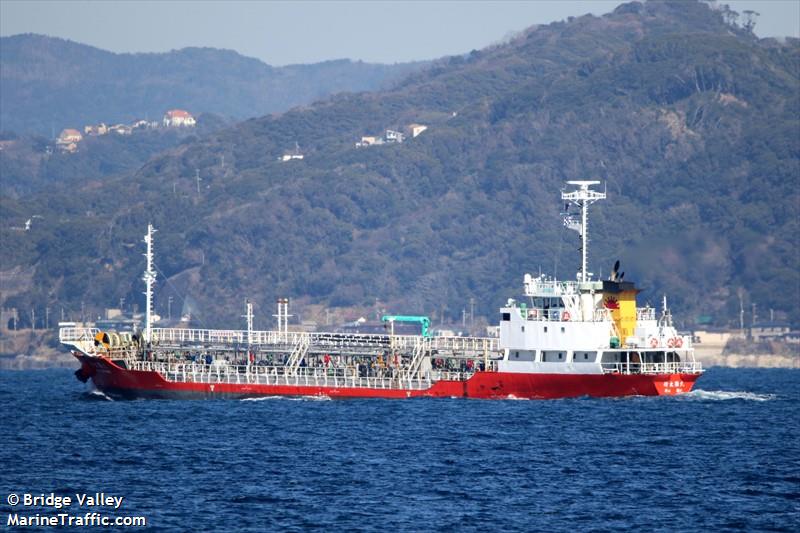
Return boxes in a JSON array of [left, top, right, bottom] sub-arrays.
[[357, 126, 422, 148], [132, 119, 157, 130], [84, 123, 108, 136], [406, 123, 428, 138], [163, 109, 196, 128], [108, 124, 132, 135], [356, 135, 383, 148], [280, 142, 304, 162], [385, 129, 405, 143], [56, 128, 83, 152]]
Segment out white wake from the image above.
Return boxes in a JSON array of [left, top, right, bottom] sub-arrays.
[[240, 395, 332, 402], [684, 389, 776, 402]]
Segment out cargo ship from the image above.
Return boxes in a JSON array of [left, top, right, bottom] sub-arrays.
[[61, 181, 703, 399]]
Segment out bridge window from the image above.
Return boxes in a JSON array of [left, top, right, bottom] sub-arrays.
[[502, 313, 511, 321], [542, 350, 566, 362], [510, 351, 534, 361]]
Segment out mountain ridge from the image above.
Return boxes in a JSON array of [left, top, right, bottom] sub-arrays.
[[0, 33, 424, 135]]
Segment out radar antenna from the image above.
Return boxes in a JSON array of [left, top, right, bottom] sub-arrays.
[[561, 181, 606, 282]]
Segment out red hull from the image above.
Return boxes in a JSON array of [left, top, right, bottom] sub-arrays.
[[76, 355, 700, 400]]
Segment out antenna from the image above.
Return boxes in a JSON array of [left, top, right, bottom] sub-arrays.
[[273, 298, 292, 340], [143, 224, 157, 344], [561, 181, 606, 282], [243, 299, 254, 346]]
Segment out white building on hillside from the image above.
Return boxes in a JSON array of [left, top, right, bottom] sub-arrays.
[[163, 109, 197, 128]]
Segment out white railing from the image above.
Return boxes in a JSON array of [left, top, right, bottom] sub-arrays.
[[520, 307, 611, 323], [637, 308, 656, 321], [524, 279, 580, 297], [61, 325, 500, 360], [629, 335, 693, 350], [59, 327, 100, 342], [430, 336, 498, 353], [126, 360, 474, 391], [601, 361, 703, 375], [127, 327, 499, 358]]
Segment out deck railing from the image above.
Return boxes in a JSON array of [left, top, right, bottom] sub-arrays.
[[59, 327, 100, 343], [520, 307, 612, 323], [126, 360, 477, 390], [600, 361, 703, 375], [636, 308, 656, 321], [60, 325, 498, 357]]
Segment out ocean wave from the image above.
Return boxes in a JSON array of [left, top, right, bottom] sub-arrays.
[[684, 389, 776, 402], [504, 394, 531, 401], [240, 395, 332, 402], [83, 388, 114, 401]]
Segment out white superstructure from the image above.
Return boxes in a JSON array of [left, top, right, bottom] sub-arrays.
[[497, 181, 700, 376]]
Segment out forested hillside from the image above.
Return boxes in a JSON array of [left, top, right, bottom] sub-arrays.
[[1, 0, 798, 330], [0, 113, 228, 198], [0, 34, 423, 136]]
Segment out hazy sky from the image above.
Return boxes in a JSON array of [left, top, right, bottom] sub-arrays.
[[1, 1, 798, 65]]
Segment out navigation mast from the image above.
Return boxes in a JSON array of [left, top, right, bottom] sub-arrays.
[[561, 181, 606, 282], [143, 224, 157, 344]]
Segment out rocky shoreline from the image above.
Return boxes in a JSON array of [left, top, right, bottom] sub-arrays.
[[695, 353, 798, 369]]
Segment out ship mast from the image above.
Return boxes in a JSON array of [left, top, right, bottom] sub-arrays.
[[244, 299, 254, 346], [143, 224, 157, 344], [561, 181, 606, 282]]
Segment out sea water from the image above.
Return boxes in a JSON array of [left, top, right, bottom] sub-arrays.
[[1, 367, 798, 531]]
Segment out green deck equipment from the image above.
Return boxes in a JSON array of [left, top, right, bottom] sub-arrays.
[[381, 315, 432, 338]]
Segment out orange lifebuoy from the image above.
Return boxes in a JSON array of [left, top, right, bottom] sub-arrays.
[[667, 338, 675, 348], [562, 311, 571, 321], [675, 337, 683, 348], [650, 337, 659, 348]]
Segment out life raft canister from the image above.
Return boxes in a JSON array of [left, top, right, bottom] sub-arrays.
[[675, 337, 683, 348], [562, 311, 571, 321], [650, 337, 659, 348], [667, 338, 675, 348]]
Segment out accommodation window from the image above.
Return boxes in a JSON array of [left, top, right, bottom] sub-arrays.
[[561, 327, 565, 333], [521, 326, 525, 332], [544, 326, 548, 333]]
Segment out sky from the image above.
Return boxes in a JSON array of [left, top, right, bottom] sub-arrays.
[[1, 1, 798, 66]]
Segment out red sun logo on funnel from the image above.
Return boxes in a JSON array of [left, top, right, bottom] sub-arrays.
[[604, 297, 620, 310]]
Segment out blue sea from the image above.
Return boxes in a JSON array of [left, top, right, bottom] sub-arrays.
[[1, 367, 798, 532]]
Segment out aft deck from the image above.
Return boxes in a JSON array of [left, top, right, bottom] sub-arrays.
[[123, 360, 483, 390]]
